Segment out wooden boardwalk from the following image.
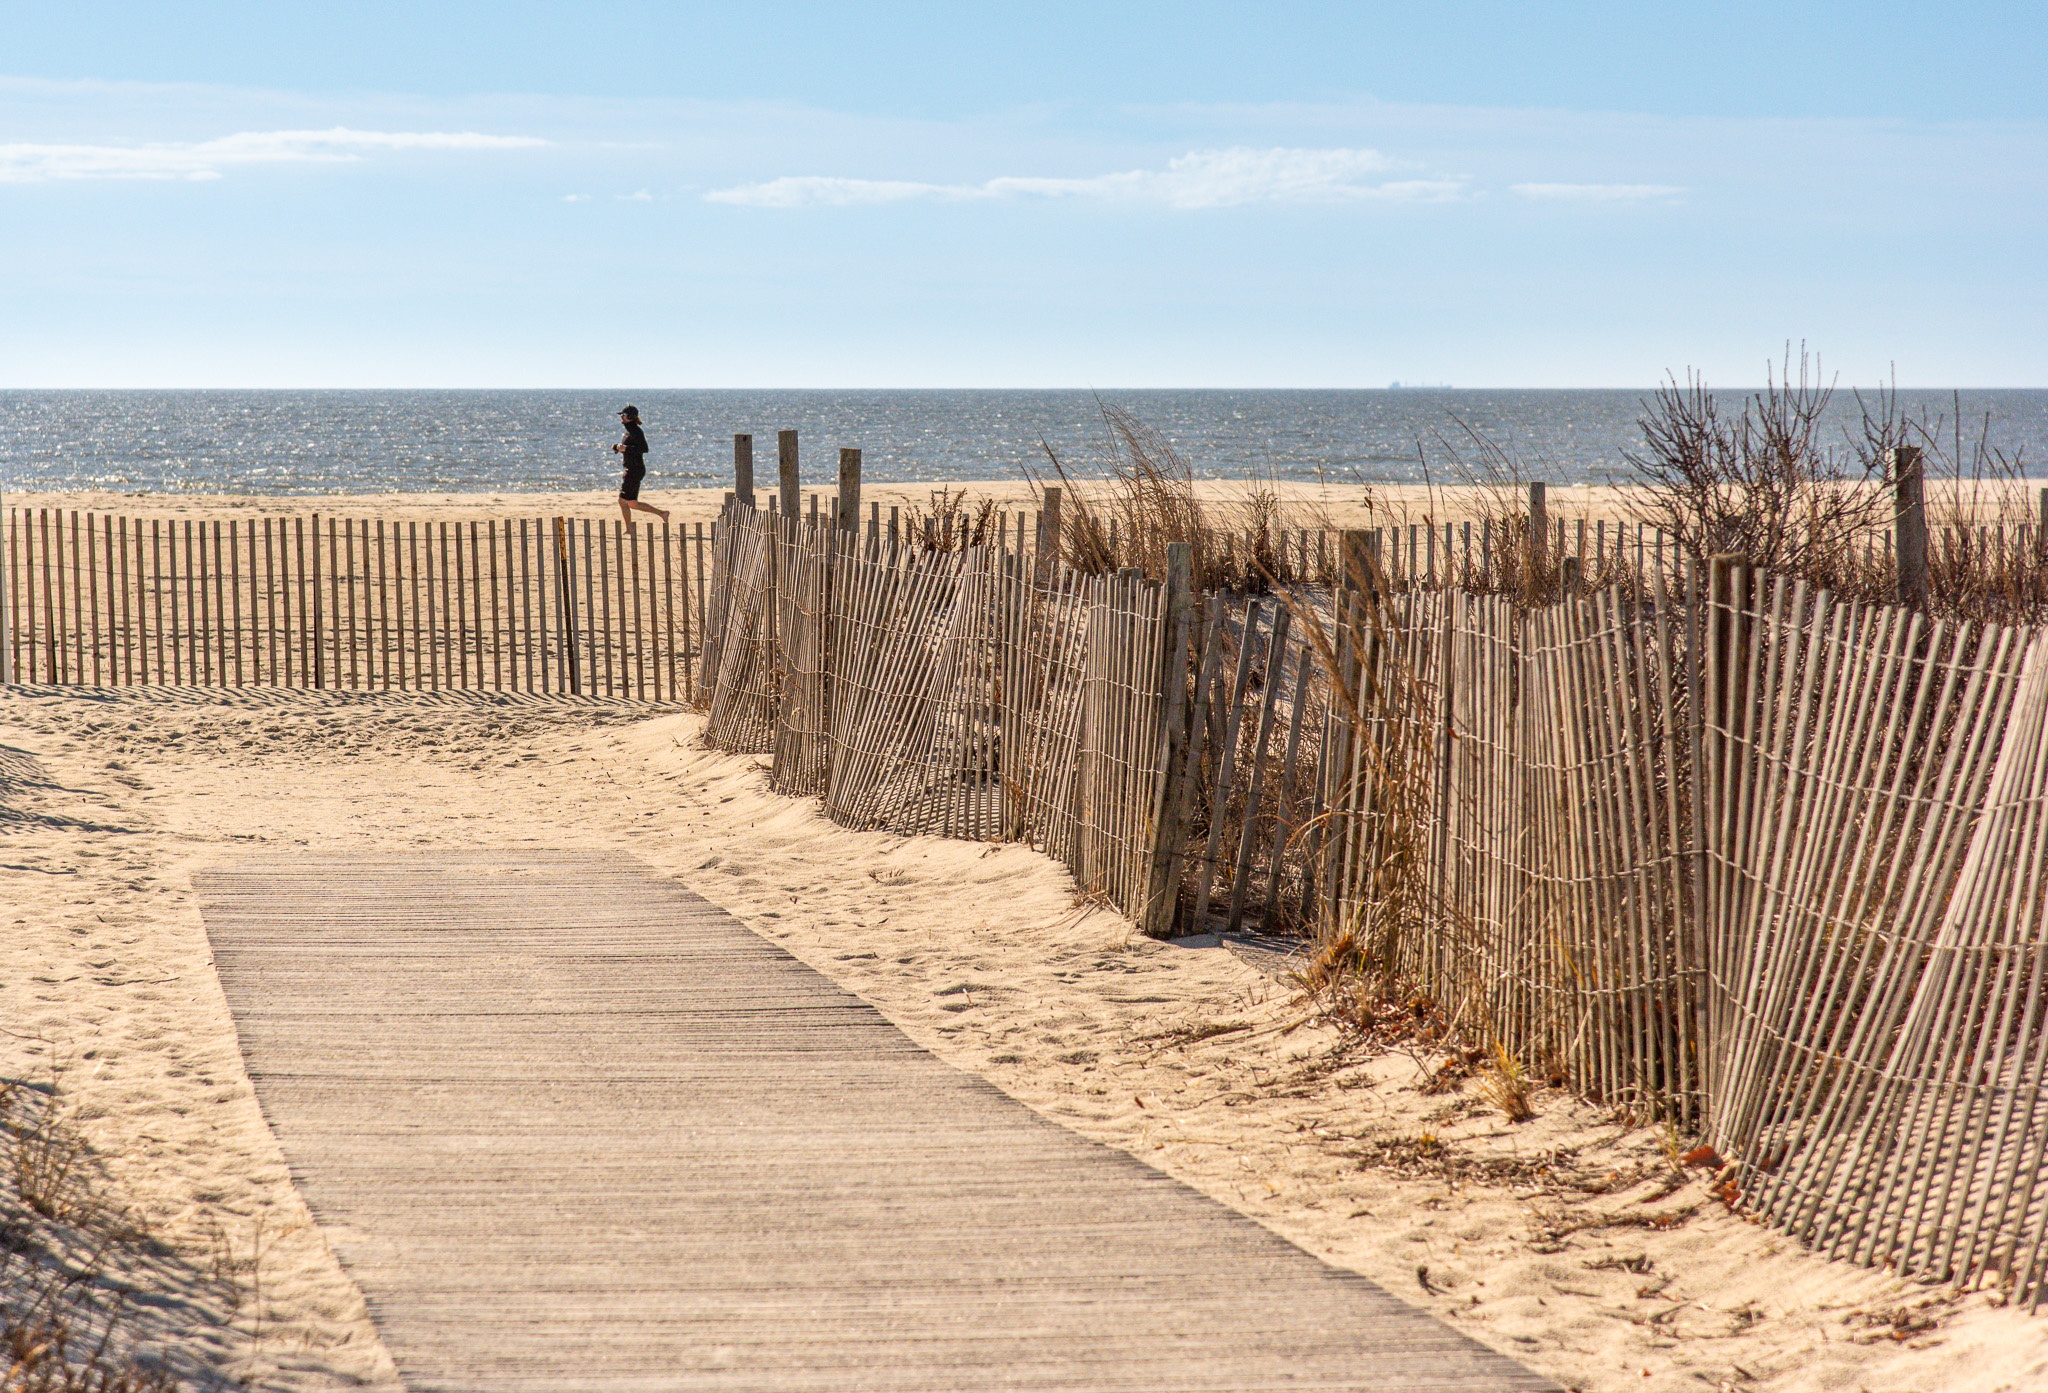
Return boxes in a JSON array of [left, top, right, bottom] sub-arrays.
[[197, 851, 1553, 1392]]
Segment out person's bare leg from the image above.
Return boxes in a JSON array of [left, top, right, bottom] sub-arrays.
[[618, 498, 634, 527], [625, 498, 670, 523]]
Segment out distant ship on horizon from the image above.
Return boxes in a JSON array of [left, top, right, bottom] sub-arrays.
[[1387, 380, 1453, 389]]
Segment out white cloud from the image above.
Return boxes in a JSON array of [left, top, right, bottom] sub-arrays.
[[715, 176, 952, 209], [707, 146, 1462, 210], [562, 193, 590, 202], [620, 188, 654, 202], [0, 126, 549, 183], [1511, 181, 1684, 202]]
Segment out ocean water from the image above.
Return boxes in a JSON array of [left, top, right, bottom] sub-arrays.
[[3, 388, 2044, 495]]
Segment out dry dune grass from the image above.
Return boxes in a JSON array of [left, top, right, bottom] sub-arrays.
[[1029, 403, 1324, 591], [2, 1073, 186, 1391]]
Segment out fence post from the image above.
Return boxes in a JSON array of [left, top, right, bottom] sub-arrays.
[[310, 513, 324, 690], [1893, 445, 1927, 608], [0, 489, 10, 685], [553, 517, 580, 695], [1341, 528, 1373, 597], [1141, 543, 1196, 936], [777, 430, 800, 529], [734, 434, 755, 509], [2039, 485, 2047, 560], [1036, 487, 1062, 585], [836, 449, 861, 533]]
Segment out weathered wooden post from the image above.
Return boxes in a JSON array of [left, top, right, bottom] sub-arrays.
[[777, 430, 800, 527], [1143, 542, 1197, 927], [310, 512, 324, 690], [0, 486, 10, 685], [836, 449, 861, 533], [1893, 445, 1927, 608], [1707, 552, 1747, 727], [1527, 480, 1547, 600], [734, 434, 755, 509], [1035, 486, 1063, 585], [2039, 486, 2047, 560], [553, 516, 580, 695]]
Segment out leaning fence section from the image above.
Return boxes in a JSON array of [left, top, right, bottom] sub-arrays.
[[3, 508, 713, 699], [1697, 576, 2048, 1303], [700, 505, 1173, 922]]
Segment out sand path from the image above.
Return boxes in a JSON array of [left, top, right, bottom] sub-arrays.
[[196, 847, 1550, 1392]]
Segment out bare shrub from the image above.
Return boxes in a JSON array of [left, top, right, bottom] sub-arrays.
[[1621, 350, 2048, 623], [1622, 347, 1892, 590]]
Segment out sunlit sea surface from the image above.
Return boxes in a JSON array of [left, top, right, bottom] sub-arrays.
[[4, 389, 2045, 495]]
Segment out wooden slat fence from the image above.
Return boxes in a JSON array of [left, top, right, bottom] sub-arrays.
[[2, 508, 714, 698], [15, 489, 2048, 1306], [701, 505, 1171, 920], [1312, 577, 1703, 1112], [1315, 552, 2048, 1302], [1698, 572, 2048, 1300]]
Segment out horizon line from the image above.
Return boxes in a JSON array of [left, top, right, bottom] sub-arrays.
[[8, 383, 2048, 393]]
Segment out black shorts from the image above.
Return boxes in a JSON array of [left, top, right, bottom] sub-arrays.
[[619, 460, 646, 501]]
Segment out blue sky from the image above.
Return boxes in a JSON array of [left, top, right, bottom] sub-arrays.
[[3, 2, 2043, 387]]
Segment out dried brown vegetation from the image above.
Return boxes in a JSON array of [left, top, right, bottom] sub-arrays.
[[1621, 350, 1894, 586], [1032, 403, 1331, 591], [1621, 352, 2048, 625], [1475, 1044, 1537, 1124], [1, 1076, 181, 1392]]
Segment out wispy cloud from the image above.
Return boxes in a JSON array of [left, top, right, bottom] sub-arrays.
[[1511, 181, 1684, 202], [708, 146, 1463, 210], [0, 126, 549, 183]]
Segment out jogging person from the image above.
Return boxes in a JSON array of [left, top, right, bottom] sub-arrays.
[[612, 405, 669, 524]]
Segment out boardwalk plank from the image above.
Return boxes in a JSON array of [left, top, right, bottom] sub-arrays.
[[199, 850, 1552, 1393]]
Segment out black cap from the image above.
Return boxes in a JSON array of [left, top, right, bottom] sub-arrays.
[[618, 405, 639, 419]]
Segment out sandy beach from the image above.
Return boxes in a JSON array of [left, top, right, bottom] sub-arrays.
[[6, 491, 2048, 1391], [1, 481, 1543, 531], [11, 0, 2041, 1381], [12, 477, 2039, 538]]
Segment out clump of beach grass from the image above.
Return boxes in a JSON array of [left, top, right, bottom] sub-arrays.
[[1476, 1044, 1537, 1123], [1, 1073, 182, 1392], [1029, 402, 1338, 590]]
